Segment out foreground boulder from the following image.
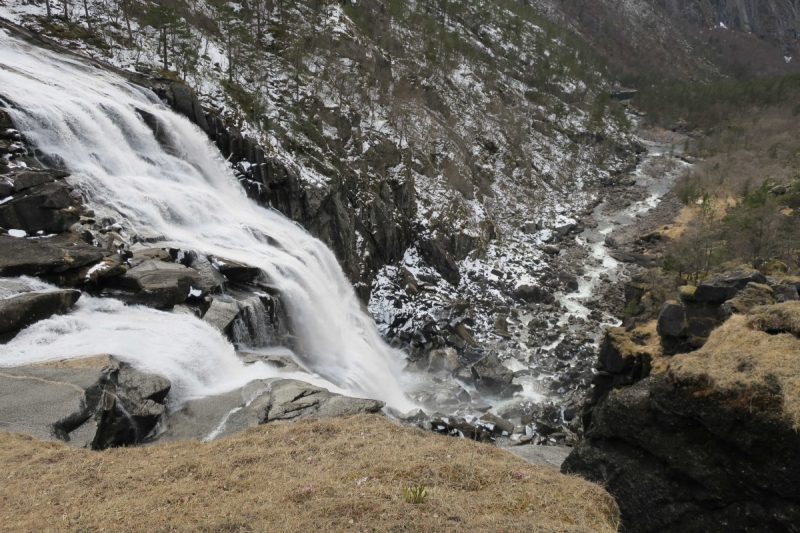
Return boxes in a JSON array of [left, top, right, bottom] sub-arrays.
[[0, 169, 80, 234], [564, 303, 800, 533], [0, 289, 81, 334], [158, 378, 385, 442], [116, 257, 203, 308], [0, 356, 170, 450], [0, 234, 104, 278]]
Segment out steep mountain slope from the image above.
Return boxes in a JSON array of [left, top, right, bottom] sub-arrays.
[[0, 0, 642, 421], [534, 0, 800, 80]]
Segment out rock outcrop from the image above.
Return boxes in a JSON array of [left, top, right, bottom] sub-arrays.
[[0, 233, 104, 278], [0, 356, 171, 450], [565, 301, 800, 532], [644, 269, 770, 353], [0, 168, 78, 234], [158, 378, 385, 442], [0, 289, 81, 334]]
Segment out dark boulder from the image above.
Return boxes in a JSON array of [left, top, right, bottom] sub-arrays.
[[471, 352, 514, 394], [542, 244, 561, 255], [554, 222, 576, 236], [209, 255, 261, 284], [418, 232, 460, 286], [512, 284, 554, 304], [0, 235, 104, 277], [8, 168, 69, 191], [609, 251, 659, 268], [0, 180, 80, 234], [656, 301, 685, 338], [774, 283, 799, 302], [117, 259, 203, 308], [0, 289, 81, 333], [479, 412, 515, 435], [694, 269, 767, 303]]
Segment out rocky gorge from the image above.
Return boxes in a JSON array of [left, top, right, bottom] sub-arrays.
[[0, 15, 649, 454], [2, 0, 800, 530]]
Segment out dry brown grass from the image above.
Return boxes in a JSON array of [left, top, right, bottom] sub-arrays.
[[608, 321, 669, 376], [748, 300, 800, 337], [0, 414, 619, 533], [669, 303, 800, 427]]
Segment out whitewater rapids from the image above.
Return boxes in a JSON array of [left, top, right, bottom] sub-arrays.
[[0, 29, 415, 411]]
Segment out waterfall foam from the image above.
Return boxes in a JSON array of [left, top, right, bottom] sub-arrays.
[[0, 29, 415, 411]]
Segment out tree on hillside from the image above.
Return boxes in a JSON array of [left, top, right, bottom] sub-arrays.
[[142, 3, 181, 70], [215, 3, 254, 83]]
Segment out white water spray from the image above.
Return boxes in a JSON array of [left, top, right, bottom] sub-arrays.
[[0, 29, 414, 411]]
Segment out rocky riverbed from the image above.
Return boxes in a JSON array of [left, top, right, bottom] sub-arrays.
[[380, 122, 694, 456]]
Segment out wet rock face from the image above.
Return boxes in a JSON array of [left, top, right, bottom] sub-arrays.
[[563, 375, 800, 533], [0, 234, 105, 278], [0, 289, 81, 334], [0, 171, 79, 235], [154, 81, 417, 297], [116, 257, 204, 309]]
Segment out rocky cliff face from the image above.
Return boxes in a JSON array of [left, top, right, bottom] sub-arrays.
[[534, 0, 800, 79], [564, 370, 800, 532], [652, 0, 799, 49], [564, 272, 800, 532]]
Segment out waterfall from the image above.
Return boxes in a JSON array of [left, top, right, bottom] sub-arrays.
[[231, 295, 290, 349], [0, 29, 415, 411]]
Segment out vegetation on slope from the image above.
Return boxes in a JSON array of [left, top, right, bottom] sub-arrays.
[[626, 74, 800, 280], [0, 414, 620, 532]]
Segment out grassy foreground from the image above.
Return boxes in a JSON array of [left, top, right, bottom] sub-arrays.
[[0, 414, 618, 532]]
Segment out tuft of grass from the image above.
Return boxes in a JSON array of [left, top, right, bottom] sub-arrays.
[[0, 414, 620, 532], [403, 483, 428, 504]]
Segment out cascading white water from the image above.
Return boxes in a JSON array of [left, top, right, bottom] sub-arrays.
[[0, 29, 415, 411]]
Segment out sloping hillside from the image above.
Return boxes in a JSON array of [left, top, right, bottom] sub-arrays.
[[533, 0, 800, 80]]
